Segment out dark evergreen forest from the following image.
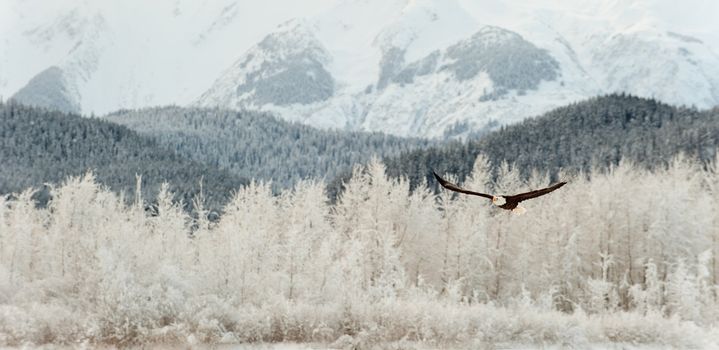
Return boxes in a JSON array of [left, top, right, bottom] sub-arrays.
[[372, 94, 719, 196], [105, 106, 431, 189], [0, 102, 248, 209]]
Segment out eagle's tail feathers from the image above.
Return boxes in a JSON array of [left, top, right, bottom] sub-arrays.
[[512, 205, 527, 215]]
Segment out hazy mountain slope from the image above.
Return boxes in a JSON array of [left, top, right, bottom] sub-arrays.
[[9, 66, 80, 114], [196, 0, 719, 138], [197, 20, 335, 112], [3, 0, 718, 138], [0, 102, 248, 208], [0, 0, 333, 113], [105, 106, 431, 189], [340, 94, 719, 193]]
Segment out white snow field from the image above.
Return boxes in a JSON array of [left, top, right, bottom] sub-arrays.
[[12, 343, 709, 350], [1, 156, 719, 348]]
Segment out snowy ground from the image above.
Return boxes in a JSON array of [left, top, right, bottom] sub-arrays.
[[0, 342, 705, 349], [217, 343, 706, 349]]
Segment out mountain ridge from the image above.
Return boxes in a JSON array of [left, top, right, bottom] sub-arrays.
[[3, 0, 719, 138]]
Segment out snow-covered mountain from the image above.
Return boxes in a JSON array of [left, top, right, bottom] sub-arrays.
[[3, 0, 719, 138], [0, 0, 332, 114]]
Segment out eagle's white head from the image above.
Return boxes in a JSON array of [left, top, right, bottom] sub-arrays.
[[492, 196, 506, 206]]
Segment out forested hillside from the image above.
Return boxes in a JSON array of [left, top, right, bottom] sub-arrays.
[[105, 106, 430, 189], [381, 94, 719, 190], [0, 102, 248, 207]]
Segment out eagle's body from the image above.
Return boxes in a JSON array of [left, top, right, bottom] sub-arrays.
[[433, 171, 566, 214]]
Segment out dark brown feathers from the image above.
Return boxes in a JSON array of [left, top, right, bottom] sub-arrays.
[[433, 171, 493, 199], [505, 181, 566, 203], [433, 171, 566, 210]]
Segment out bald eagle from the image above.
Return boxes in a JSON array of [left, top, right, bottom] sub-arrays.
[[433, 171, 566, 214]]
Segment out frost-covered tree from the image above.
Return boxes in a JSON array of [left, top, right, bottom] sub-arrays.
[[1, 157, 719, 346], [332, 159, 408, 299], [277, 180, 331, 301]]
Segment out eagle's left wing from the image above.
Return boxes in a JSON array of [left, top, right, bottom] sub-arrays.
[[506, 182, 567, 203]]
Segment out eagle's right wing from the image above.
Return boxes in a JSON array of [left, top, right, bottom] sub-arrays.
[[433, 171, 493, 200]]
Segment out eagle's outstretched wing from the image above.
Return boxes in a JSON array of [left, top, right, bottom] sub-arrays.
[[433, 171, 493, 200], [506, 182, 566, 203]]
